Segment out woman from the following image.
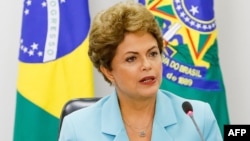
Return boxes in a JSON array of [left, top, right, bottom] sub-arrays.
[[58, 1, 223, 141]]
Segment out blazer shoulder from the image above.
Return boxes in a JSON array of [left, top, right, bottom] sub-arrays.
[[158, 89, 211, 114]]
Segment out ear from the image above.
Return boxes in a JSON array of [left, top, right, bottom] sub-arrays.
[[100, 65, 115, 82]]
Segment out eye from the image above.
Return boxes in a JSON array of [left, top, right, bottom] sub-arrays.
[[126, 56, 137, 62], [149, 51, 159, 57]]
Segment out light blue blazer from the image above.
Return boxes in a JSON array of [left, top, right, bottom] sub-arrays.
[[59, 89, 223, 141]]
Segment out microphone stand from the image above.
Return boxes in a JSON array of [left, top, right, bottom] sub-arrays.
[[189, 114, 205, 141]]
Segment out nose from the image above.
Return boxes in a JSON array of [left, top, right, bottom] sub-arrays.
[[141, 58, 152, 71]]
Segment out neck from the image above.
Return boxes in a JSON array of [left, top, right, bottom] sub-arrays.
[[116, 91, 156, 140], [119, 95, 155, 140], [119, 95, 156, 120]]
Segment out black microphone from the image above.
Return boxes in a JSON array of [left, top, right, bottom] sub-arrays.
[[182, 101, 205, 141]]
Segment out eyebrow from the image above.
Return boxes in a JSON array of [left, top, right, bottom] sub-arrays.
[[125, 46, 158, 55]]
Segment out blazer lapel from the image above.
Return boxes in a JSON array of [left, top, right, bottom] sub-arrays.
[[151, 124, 174, 141], [151, 91, 177, 141], [113, 129, 129, 141], [101, 92, 129, 141], [100, 91, 178, 141]]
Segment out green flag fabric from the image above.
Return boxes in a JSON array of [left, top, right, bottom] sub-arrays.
[[13, 0, 94, 140], [139, 0, 230, 134]]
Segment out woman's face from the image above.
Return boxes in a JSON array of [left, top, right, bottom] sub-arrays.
[[101, 31, 162, 99]]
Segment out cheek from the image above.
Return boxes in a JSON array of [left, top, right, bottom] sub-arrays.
[[113, 66, 137, 81], [154, 59, 163, 71], [159, 62, 163, 72], [113, 68, 138, 89]]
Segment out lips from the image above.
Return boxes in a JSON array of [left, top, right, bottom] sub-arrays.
[[139, 76, 156, 84]]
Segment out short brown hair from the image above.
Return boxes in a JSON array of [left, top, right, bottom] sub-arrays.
[[88, 1, 163, 84]]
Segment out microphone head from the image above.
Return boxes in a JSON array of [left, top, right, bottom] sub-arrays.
[[182, 101, 193, 116]]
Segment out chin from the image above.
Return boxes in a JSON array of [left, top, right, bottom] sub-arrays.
[[141, 87, 159, 97]]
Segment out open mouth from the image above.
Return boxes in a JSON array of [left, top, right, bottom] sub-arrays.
[[139, 76, 156, 84]]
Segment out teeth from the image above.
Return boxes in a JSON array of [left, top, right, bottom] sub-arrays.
[[143, 79, 152, 82]]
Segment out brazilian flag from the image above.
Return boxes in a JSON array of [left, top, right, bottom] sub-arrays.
[[14, 0, 93, 140], [139, 0, 230, 134]]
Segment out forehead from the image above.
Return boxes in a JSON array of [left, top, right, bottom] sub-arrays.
[[116, 31, 158, 53]]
